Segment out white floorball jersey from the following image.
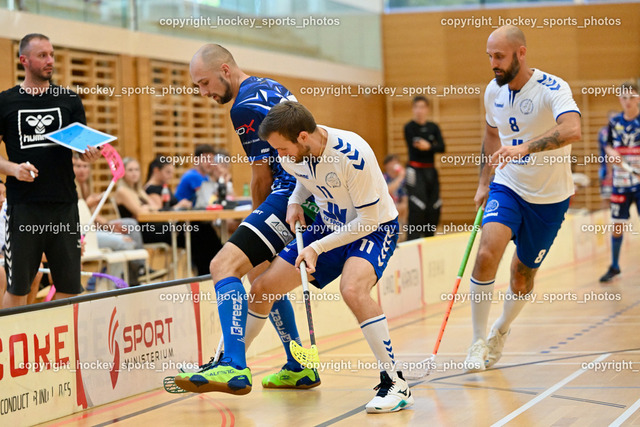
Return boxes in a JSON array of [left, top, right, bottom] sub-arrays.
[[283, 125, 398, 252], [485, 68, 580, 203]]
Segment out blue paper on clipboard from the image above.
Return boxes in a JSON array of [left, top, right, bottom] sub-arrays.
[[44, 122, 117, 152]]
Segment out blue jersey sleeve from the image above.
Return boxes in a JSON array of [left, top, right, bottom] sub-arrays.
[[231, 106, 272, 162]]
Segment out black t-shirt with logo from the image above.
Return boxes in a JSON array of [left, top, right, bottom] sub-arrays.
[[0, 84, 86, 204]]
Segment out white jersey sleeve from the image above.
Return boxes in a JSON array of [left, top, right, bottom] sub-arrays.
[[289, 180, 312, 206], [484, 82, 498, 128], [309, 145, 386, 255]]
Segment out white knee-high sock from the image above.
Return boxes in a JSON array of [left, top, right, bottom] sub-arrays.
[[245, 309, 268, 350], [470, 277, 495, 343], [360, 314, 395, 375], [493, 288, 530, 334]]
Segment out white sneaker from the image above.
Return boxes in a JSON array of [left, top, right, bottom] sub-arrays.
[[464, 338, 488, 372], [365, 371, 414, 414], [486, 325, 509, 368]]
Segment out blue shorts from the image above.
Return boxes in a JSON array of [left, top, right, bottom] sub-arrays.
[[482, 182, 569, 269], [278, 217, 399, 289], [610, 190, 640, 221], [228, 193, 314, 266]]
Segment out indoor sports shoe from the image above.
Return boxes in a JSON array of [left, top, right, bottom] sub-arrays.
[[599, 266, 620, 283], [365, 371, 414, 414], [262, 361, 321, 389], [174, 358, 252, 395], [464, 338, 488, 372], [486, 326, 510, 368]]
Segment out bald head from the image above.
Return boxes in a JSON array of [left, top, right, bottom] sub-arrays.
[[489, 25, 526, 50], [190, 44, 242, 104], [191, 44, 236, 70]]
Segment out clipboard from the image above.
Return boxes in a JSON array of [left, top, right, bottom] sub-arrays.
[[44, 122, 116, 152]]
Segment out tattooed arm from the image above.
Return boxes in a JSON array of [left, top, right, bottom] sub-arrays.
[[491, 112, 581, 169]]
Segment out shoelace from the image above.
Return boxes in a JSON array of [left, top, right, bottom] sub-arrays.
[[373, 378, 395, 397], [197, 355, 232, 372]]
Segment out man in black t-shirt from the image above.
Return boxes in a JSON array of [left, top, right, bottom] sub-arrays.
[[403, 96, 445, 240], [0, 33, 100, 308]]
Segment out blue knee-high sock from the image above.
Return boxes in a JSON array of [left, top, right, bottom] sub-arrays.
[[611, 235, 623, 270], [270, 295, 304, 371], [215, 277, 247, 368]]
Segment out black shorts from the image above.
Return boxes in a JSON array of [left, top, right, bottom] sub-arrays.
[[5, 203, 82, 296]]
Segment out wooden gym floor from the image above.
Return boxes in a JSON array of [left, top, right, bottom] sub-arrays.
[[41, 238, 640, 427]]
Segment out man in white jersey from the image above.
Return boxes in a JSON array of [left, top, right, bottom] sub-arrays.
[[237, 101, 412, 413], [464, 25, 582, 371]]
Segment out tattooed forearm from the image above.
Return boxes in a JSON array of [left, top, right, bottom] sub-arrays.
[[527, 130, 562, 153]]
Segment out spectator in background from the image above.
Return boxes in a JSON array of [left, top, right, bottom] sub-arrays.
[[598, 110, 618, 203], [74, 155, 145, 252], [599, 82, 640, 283], [117, 156, 220, 275], [144, 156, 192, 210], [115, 157, 160, 220], [144, 155, 223, 274], [209, 151, 235, 204], [383, 154, 408, 230], [403, 96, 445, 239], [175, 144, 216, 208], [74, 154, 148, 285]]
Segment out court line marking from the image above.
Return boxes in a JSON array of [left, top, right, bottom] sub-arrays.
[[427, 350, 640, 383], [90, 394, 194, 427], [434, 380, 626, 408], [609, 396, 640, 426], [46, 389, 167, 426], [63, 251, 638, 425], [490, 352, 611, 427]]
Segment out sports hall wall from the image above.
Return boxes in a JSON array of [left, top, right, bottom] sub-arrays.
[[383, 2, 640, 224], [0, 9, 385, 217]]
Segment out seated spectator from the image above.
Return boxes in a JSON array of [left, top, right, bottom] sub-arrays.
[[383, 154, 409, 230], [74, 155, 147, 284], [116, 157, 221, 275], [175, 144, 216, 208], [144, 156, 192, 210], [74, 155, 145, 251], [209, 151, 235, 204]]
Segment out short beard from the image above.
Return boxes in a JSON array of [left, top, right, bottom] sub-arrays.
[[494, 52, 520, 87], [218, 77, 233, 104]]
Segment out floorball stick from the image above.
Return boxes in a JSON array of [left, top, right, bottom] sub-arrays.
[[45, 144, 126, 302], [289, 221, 320, 368], [39, 268, 128, 289], [402, 207, 484, 380]]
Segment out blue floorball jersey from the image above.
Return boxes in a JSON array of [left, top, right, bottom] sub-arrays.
[[230, 77, 298, 196], [608, 112, 640, 194]]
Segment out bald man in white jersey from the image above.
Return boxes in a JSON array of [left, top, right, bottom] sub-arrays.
[[464, 26, 582, 371]]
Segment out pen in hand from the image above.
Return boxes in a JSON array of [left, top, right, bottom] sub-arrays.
[[26, 161, 36, 179]]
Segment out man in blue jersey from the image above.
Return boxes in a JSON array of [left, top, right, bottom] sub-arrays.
[[464, 26, 582, 371], [597, 111, 617, 202], [599, 82, 640, 283], [174, 44, 320, 394]]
